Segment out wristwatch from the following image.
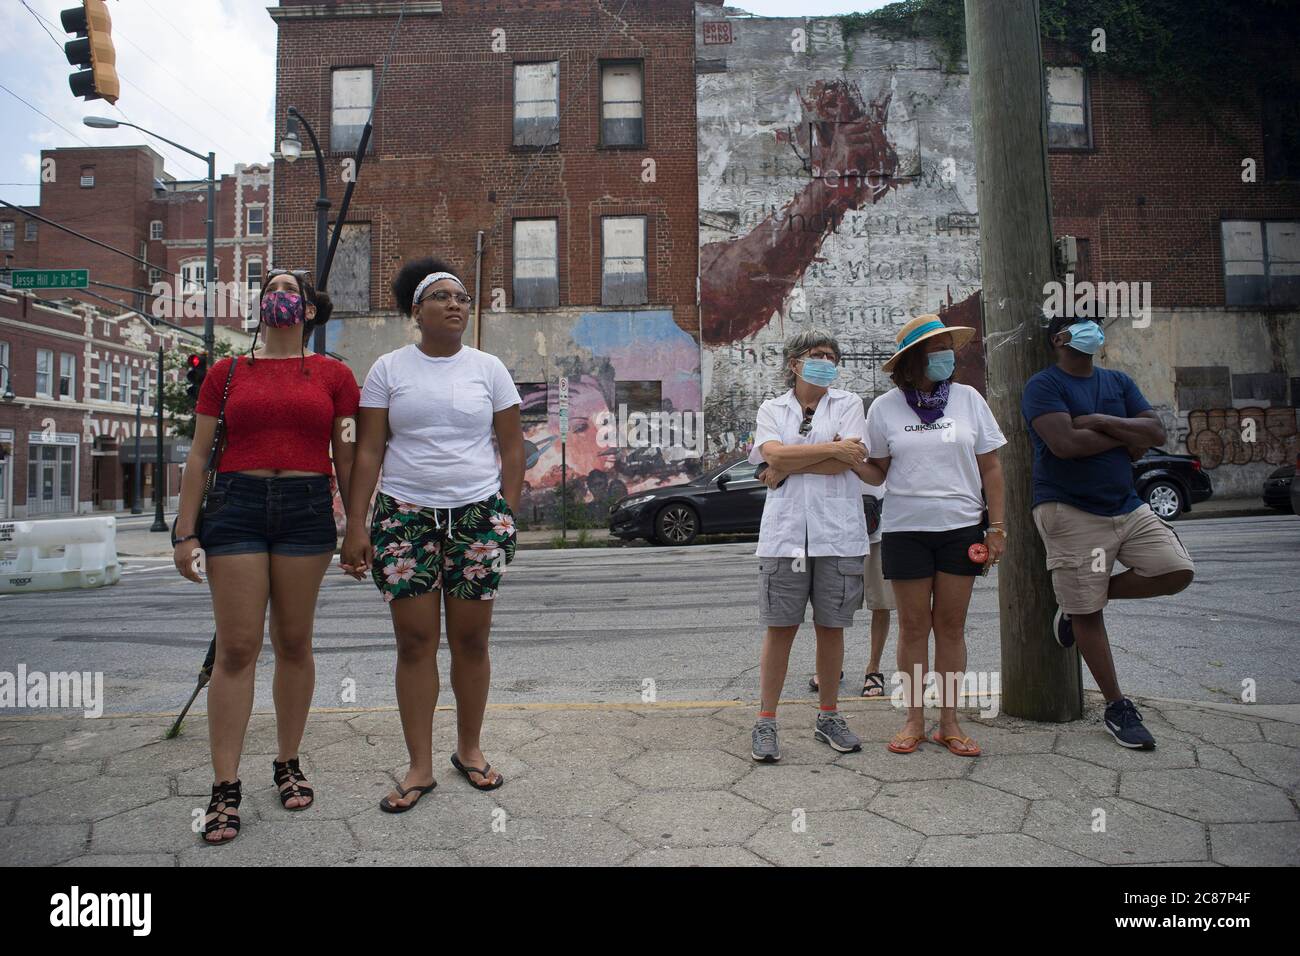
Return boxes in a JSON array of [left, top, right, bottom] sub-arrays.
[[985, 527, 1007, 540], [172, 532, 200, 548]]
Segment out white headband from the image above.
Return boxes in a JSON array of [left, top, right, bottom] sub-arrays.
[[412, 271, 466, 309]]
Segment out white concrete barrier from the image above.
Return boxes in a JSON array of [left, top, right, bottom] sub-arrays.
[[0, 517, 121, 592]]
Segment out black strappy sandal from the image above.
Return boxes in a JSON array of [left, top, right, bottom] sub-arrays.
[[202, 779, 242, 845], [272, 757, 314, 811], [862, 672, 886, 697], [379, 780, 436, 813], [451, 752, 504, 791]]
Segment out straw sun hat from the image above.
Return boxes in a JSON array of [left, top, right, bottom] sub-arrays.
[[881, 313, 976, 373]]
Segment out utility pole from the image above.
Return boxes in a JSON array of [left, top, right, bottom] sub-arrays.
[[965, 0, 1082, 721]]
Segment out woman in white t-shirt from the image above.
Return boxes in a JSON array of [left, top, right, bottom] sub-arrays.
[[341, 257, 524, 811], [853, 314, 1006, 758]]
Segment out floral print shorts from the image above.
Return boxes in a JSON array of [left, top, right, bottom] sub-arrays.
[[370, 491, 517, 602]]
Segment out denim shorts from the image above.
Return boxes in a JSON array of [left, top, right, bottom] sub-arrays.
[[198, 472, 337, 557]]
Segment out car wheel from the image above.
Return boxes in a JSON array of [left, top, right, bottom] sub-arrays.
[[655, 503, 699, 546], [1145, 481, 1184, 520]]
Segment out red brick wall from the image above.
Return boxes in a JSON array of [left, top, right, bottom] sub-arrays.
[[272, 0, 699, 332], [1048, 60, 1300, 307]]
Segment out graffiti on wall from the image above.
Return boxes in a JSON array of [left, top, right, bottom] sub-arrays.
[[697, 18, 984, 464], [1184, 406, 1298, 469]]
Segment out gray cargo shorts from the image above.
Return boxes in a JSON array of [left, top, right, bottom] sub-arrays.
[[757, 554, 867, 628]]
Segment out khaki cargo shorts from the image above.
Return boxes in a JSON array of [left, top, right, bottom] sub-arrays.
[[758, 554, 866, 628], [864, 544, 895, 611], [1031, 501, 1195, 616]]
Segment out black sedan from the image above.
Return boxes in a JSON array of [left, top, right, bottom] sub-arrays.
[[1263, 463, 1295, 512], [1133, 448, 1214, 520], [609, 458, 770, 546]]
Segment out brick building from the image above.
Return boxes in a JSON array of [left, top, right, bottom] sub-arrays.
[[0, 289, 188, 520], [693, 2, 1299, 499], [1, 146, 272, 335], [1044, 51, 1300, 496], [270, 0, 701, 518]]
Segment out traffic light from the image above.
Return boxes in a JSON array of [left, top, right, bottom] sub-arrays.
[[61, 1, 119, 105], [185, 353, 207, 401]]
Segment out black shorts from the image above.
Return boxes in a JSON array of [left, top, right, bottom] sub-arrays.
[[881, 523, 985, 579], [199, 473, 337, 557]]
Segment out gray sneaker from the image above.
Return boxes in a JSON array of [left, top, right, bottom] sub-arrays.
[[814, 712, 862, 753], [751, 718, 780, 763]]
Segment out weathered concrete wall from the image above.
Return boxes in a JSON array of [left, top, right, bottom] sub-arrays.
[[696, 9, 984, 465], [1105, 309, 1300, 498]]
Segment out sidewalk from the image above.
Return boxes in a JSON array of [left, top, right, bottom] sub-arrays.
[[2, 694, 1296, 866]]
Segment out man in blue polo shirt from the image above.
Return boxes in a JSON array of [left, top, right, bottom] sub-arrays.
[[1022, 314, 1195, 750]]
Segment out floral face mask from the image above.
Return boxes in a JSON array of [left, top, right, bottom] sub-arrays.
[[261, 291, 306, 327]]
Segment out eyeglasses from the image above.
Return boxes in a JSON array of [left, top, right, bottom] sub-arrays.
[[266, 268, 312, 283], [803, 351, 839, 364], [799, 406, 816, 436], [420, 289, 474, 307]]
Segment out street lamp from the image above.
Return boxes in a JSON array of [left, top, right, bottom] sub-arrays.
[[84, 116, 216, 365], [279, 107, 331, 354], [132, 384, 144, 514]]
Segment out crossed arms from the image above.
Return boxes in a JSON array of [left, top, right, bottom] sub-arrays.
[[1030, 410, 1165, 462], [757, 436, 888, 488]]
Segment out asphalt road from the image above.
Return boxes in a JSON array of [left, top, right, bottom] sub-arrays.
[[1, 514, 1297, 716]]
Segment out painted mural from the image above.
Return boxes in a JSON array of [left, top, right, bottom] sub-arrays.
[[697, 11, 986, 468], [500, 309, 705, 523]]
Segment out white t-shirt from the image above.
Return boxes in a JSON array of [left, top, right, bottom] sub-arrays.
[[748, 387, 869, 558], [360, 344, 521, 508], [865, 383, 1006, 533]]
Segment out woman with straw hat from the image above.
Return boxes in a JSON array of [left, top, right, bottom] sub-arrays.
[[850, 314, 1007, 757]]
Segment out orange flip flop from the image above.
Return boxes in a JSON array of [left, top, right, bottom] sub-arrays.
[[887, 732, 925, 754], [931, 731, 981, 757]]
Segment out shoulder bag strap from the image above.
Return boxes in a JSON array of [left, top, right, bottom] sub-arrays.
[[201, 357, 240, 497]]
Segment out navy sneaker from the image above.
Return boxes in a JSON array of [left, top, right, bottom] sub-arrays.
[[1053, 608, 1075, 648], [1104, 698, 1156, 750]]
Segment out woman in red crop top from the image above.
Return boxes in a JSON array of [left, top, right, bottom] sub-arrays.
[[172, 269, 360, 845]]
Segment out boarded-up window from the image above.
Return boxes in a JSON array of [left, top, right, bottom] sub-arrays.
[[513, 219, 558, 308], [601, 62, 644, 146], [331, 222, 371, 313], [1222, 220, 1300, 307], [332, 68, 372, 154], [514, 62, 559, 147], [1046, 66, 1089, 149], [601, 216, 647, 306], [615, 380, 661, 416]]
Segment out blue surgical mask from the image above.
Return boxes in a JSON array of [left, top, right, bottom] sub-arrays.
[[799, 357, 839, 387], [1065, 320, 1104, 355], [925, 349, 956, 382]]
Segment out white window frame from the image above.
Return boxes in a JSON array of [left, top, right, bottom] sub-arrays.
[[98, 358, 110, 402], [150, 220, 163, 240], [181, 260, 206, 295], [246, 205, 265, 237], [58, 353, 75, 401], [36, 349, 53, 397], [0, 221, 13, 252], [0, 341, 10, 395], [80, 166, 95, 188]]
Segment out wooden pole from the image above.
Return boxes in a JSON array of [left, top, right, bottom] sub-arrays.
[[965, 0, 1083, 720]]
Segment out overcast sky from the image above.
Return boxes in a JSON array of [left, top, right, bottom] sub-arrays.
[[0, 0, 893, 209]]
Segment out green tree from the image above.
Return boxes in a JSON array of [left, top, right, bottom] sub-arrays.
[[162, 340, 236, 439]]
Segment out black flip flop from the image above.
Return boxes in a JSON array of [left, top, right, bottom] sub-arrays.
[[451, 753, 504, 791], [861, 672, 886, 697], [807, 671, 844, 693], [379, 780, 436, 813]]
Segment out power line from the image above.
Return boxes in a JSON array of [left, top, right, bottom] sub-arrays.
[[110, 26, 268, 148], [0, 81, 94, 148], [136, 0, 271, 105], [0, 198, 175, 275], [20, 0, 65, 53]]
